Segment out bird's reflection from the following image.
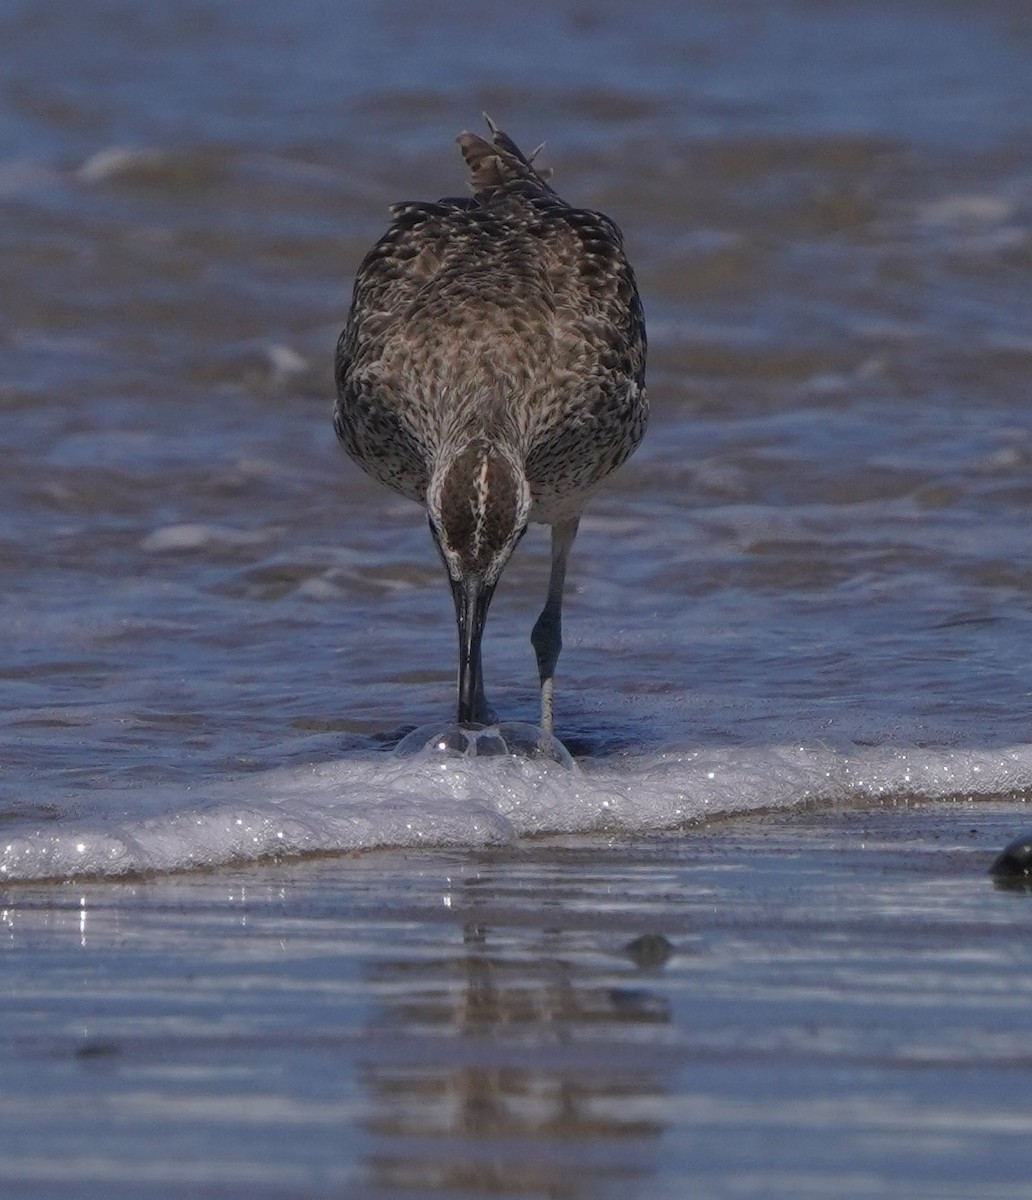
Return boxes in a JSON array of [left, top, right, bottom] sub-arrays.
[[359, 868, 672, 1197]]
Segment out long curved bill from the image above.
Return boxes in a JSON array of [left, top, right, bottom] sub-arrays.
[[451, 576, 496, 727]]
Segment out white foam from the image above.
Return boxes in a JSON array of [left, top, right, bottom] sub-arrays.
[[2, 738, 1030, 883], [77, 146, 168, 184], [140, 523, 273, 553], [265, 343, 309, 379], [918, 194, 1016, 228]]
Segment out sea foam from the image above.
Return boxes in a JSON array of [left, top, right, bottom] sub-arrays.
[[2, 733, 1030, 882]]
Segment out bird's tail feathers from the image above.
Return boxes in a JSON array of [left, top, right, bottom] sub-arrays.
[[457, 115, 554, 197]]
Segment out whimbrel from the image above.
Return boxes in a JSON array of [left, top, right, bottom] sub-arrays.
[[334, 119, 647, 733]]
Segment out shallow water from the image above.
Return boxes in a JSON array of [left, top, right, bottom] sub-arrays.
[[3, 0, 1032, 876], [1, 0, 1032, 1190]]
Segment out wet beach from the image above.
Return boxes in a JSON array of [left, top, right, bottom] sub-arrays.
[[2, 0, 1032, 1194], [4, 799, 1032, 1199]]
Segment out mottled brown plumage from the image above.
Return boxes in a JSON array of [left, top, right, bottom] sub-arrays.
[[334, 118, 647, 731]]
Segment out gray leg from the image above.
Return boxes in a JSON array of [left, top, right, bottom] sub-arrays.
[[530, 518, 579, 733]]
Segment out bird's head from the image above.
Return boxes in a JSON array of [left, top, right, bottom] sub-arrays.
[[427, 438, 532, 725], [427, 437, 532, 591]]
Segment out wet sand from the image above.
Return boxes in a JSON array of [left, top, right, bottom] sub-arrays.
[[3, 798, 1030, 1199]]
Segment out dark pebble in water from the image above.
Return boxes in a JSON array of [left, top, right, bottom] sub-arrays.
[[989, 832, 1032, 885], [625, 932, 674, 968], [75, 1040, 121, 1060], [608, 988, 671, 1019]]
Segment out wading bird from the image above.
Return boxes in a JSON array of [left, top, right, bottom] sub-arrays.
[[334, 119, 647, 733]]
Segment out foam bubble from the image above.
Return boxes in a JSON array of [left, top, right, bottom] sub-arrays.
[[394, 721, 576, 768]]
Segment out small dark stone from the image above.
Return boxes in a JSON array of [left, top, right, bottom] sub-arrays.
[[608, 987, 671, 1019], [75, 1040, 120, 1060], [989, 832, 1032, 885], [625, 932, 674, 968]]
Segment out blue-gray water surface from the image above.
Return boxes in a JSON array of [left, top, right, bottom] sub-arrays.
[[3, 0, 1032, 873]]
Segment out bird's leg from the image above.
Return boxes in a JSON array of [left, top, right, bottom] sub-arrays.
[[530, 517, 579, 734]]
